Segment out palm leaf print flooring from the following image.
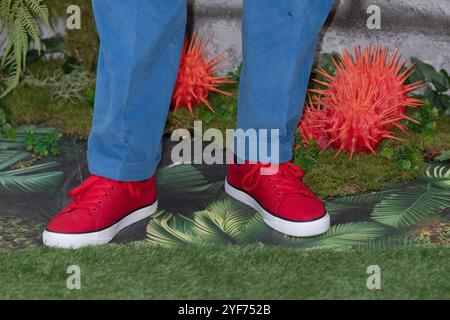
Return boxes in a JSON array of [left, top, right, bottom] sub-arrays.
[[1, 126, 449, 250]]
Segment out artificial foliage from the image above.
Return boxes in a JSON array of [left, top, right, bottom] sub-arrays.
[[299, 43, 424, 159], [0, 0, 49, 97], [0, 99, 15, 139], [172, 33, 235, 115]]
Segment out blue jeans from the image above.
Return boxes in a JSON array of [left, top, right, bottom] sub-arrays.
[[88, 0, 334, 181]]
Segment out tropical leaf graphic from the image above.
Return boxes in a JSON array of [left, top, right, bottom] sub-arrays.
[[0, 139, 24, 149], [192, 199, 254, 243], [332, 188, 403, 205], [325, 202, 357, 215], [147, 200, 255, 246], [156, 163, 223, 193], [0, 161, 64, 193], [282, 222, 386, 251], [235, 214, 275, 244], [425, 164, 450, 189], [14, 125, 57, 136], [0, 126, 65, 193], [146, 210, 197, 247], [0, 150, 29, 170], [372, 185, 450, 228]]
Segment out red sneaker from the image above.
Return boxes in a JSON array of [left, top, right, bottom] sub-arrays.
[[43, 175, 158, 248], [225, 161, 329, 237]]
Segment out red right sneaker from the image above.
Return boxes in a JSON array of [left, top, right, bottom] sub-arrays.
[[226, 161, 330, 237], [43, 175, 158, 249]]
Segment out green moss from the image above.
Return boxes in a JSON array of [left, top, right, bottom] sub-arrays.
[[5, 61, 93, 139], [8, 90, 92, 138], [298, 150, 422, 198], [296, 116, 450, 198], [48, 0, 99, 71], [165, 84, 238, 135]]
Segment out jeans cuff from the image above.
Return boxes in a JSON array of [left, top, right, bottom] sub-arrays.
[[87, 149, 159, 181]]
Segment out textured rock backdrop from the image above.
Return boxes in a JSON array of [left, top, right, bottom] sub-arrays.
[[2, 0, 449, 71], [188, 0, 450, 72]]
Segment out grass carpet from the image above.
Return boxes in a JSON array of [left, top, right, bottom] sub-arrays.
[[0, 243, 448, 300]]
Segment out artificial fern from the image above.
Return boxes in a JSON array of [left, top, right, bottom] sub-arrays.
[[0, 0, 49, 97]]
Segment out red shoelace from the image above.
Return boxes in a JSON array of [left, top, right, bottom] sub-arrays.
[[242, 162, 317, 199], [62, 176, 140, 213]]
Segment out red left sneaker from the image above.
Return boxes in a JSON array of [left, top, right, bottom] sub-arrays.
[[43, 175, 157, 248], [225, 161, 330, 237]]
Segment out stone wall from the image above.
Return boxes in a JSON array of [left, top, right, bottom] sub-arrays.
[[189, 0, 450, 72], [2, 0, 449, 72]]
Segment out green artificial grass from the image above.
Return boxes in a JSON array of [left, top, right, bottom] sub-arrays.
[[0, 243, 448, 299]]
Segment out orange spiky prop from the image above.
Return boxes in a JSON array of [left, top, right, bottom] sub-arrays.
[[171, 33, 235, 115], [299, 43, 424, 159]]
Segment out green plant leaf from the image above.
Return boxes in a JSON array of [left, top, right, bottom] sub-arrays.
[[372, 185, 450, 228], [410, 58, 450, 92], [0, 0, 50, 97], [424, 90, 450, 114]]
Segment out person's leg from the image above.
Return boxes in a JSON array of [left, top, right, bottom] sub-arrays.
[[236, 0, 334, 162], [43, 0, 187, 248], [226, 0, 335, 237], [88, 0, 187, 181]]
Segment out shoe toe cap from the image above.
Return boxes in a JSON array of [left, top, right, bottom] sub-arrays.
[[278, 196, 326, 222], [47, 211, 98, 233]]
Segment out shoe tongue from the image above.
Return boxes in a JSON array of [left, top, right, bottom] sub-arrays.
[[68, 176, 110, 198]]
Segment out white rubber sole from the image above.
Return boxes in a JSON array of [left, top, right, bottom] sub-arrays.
[[43, 201, 158, 249], [225, 180, 330, 237]]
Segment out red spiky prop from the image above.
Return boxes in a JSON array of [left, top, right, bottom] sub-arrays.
[[171, 33, 235, 115], [298, 43, 424, 159]]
